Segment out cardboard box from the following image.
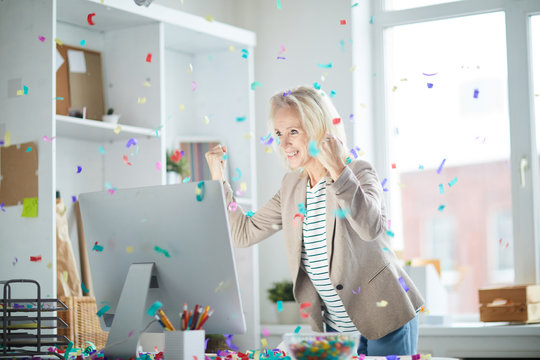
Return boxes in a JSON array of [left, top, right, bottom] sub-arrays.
[[479, 285, 540, 323]]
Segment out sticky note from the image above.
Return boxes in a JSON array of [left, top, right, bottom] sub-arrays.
[[21, 197, 38, 217], [147, 301, 163, 316], [277, 301, 283, 312], [96, 305, 111, 317]]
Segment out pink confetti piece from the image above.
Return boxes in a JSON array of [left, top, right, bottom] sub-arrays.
[[262, 328, 270, 337], [156, 161, 162, 170], [128, 330, 134, 337], [146, 53, 152, 62], [340, 19, 347, 25], [228, 202, 238, 211], [38, 36, 46, 42], [293, 213, 304, 226], [123, 155, 132, 166], [192, 81, 197, 91], [43, 135, 56, 142]]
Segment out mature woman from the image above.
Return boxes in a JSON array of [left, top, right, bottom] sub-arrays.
[[205, 86, 424, 356]]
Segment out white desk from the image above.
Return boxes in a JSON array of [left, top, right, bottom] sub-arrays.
[[262, 323, 540, 358]]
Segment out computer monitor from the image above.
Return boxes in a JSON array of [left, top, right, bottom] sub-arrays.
[[78, 181, 246, 359]]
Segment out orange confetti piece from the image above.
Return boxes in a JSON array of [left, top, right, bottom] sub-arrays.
[[299, 302, 311, 318], [123, 155, 132, 166]]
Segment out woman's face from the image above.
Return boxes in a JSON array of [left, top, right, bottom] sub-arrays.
[[274, 107, 314, 170]]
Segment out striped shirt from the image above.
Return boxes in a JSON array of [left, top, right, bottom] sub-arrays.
[[301, 178, 359, 333]]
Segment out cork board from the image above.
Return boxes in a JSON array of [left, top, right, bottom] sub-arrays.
[[0, 142, 38, 206], [56, 44, 105, 120]]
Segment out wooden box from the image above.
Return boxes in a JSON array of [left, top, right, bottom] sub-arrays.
[[479, 285, 540, 323]]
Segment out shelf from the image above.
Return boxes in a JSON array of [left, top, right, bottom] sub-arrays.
[[56, 115, 159, 142]]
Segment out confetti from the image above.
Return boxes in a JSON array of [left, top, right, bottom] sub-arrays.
[[196, 181, 205, 201], [499, 238, 510, 249], [427, 83, 434, 88], [126, 246, 134, 253], [241, 49, 249, 59], [293, 213, 304, 226], [87, 13, 96, 26], [313, 82, 321, 90], [114, 125, 122, 134], [369, 15, 374, 24], [318, 62, 333, 69], [261, 338, 268, 348], [283, 90, 292, 97], [422, 72, 438, 76], [98, 146, 105, 154], [398, 277, 409, 292], [294, 326, 301, 333], [448, 177, 457, 187], [246, 210, 255, 217], [156, 161, 162, 170], [81, 282, 89, 294], [276, 0, 282, 9], [191, 81, 197, 91], [76, 165, 82, 174], [438, 205, 445, 211], [352, 286, 361, 295], [334, 208, 350, 218], [4, 131, 11, 147], [439, 184, 444, 194], [332, 118, 341, 125], [299, 302, 311, 318], [138, 97, 146, 104], [147, 301, 162, 316], [228, 202, 238, 211], [386, 230, 394, 237], [123, 155, 132, 166], [236, 116, 246, 122], [225, 334, 239, 351], [12, 257, 17, 266], [308, 140, 320, 156], [43, 135, 56, 142], [93, 242, 104, 252], [437, 158, 446, 174], [251, 81, 262, 90], [30, 255, 42, 262], [80, 39, 86, 46], [298, 203, 306, 215], [203, 115, 210, 125], [381, 178, 388, 192], [376, 300, 388, 307], [340, 19, 347, 25], [154, 245, 171, 258], [183, 177, 191, 183], [329, 90, 337, 98], [473, 88, 479, 98], [229, 45, 235, 52], [204, 15, 215, 22], [72, 195, 77, 203], [38, 35, 46, 42], [262, 328, 270, 337], [21, 197, 38, 217], [277, 300, 283, 312], [126, 138, 138, 148]]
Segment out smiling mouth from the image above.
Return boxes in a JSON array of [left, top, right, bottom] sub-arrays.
[[287, 151, 298, 158]]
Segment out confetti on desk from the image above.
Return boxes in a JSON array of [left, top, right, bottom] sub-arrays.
[[318, 62, 333, 69], [438, 204, 445, 211], [241, 49, 249, 59], [76, 166, 82, 174], [276, 301, 283, 312], [236, 116, 247, 122], [438, 184, 444, 194]]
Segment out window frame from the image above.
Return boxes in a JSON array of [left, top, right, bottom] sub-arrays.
[[352, 0, 540, 285]]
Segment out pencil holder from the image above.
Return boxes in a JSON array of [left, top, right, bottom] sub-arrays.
[[164, 330, 205, 360]]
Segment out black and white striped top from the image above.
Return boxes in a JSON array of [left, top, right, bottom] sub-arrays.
[[301, 178, 359, 333]]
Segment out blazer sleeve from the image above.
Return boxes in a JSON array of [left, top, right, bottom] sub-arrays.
[[223, 181, 283, 248], [326, 161, 386, 241]]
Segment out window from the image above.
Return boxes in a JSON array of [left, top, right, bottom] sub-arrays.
[[354, 0, 540, 317], [531, 16, 540, 212]]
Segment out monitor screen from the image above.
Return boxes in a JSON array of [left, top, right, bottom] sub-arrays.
[[78, 181, 246, 357]]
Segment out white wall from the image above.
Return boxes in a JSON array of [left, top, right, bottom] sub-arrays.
[[156, 0, 356, 325]]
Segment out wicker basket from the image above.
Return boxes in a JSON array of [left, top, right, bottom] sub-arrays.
[[58, 296, 109, 350]]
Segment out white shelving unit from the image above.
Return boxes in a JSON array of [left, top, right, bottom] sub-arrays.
[[0, 0, 258, 350]]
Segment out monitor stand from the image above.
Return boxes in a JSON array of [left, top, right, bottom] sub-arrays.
[[103, 262, 155, 359]]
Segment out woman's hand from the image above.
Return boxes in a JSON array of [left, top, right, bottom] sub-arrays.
[[205, 144, 228, 181], [318, 134, 346, 181]]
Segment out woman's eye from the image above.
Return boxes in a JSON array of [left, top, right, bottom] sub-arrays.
[[291, 129, 298, 135], [275, 131, 282, 137]]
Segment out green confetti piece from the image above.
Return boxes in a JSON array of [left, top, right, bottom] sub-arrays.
[[81, 282, 89, 294], [386, 230, 394, 237], [277, 300, 283, 312], [277, 0, 282, 9], [250, 81, 262, 90], [439, 184, 444, 194], [154, 245, 171, 258], [318, 62, 333, 69], [438, 204, 445, 211], [294, 326, 301, 333], [448, 176, 458, 187], [96, 305, 110, 317]]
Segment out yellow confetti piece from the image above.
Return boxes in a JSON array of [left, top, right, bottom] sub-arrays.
[[126, 246, 134, 253], [240, 182, 247, 191], [254, 351, 260, 360], [63, 270, 68, 283], [4, 131, 11, 146], [264, 147, 273, 153], [229, 45, 235, 52], [243, 132, 253, 139], [400, 78, 408, 82], [54, 38, 63, 45], [187, 64, 193, 74], [215, 281, 225, 292], [203, 115, 210, 125], [138, 97, 146, 104], [179, 104, 185, 111], [392, 86, 398, 92], [16, 90, 24, 96], [205, 15, 215, 22], [376, 300, 388, 307], [114, 125, 122, 134], [21, 197, 38, 217], [350, 64, 357, 72], [143, 81, 152, 87], [261, 338, 268, 348], [360, 103, 367, 109], [47, 262, 53, 269]]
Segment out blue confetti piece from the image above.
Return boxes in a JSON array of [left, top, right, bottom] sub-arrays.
[[232, 168, 242, 182], [438, 204, 445, 211], [313, 82, 321, 90], [294, 325, 301, 333], [283, 90, 292, 97], [427, 83, 433, 88], [308, 140, 320, 156], [98, 146, 105, 155], [72, 195, 77, 203], [96, 305, 111, 317], [196, 181, 205, 202], [277, 0, 282, 9], [439, 184, 444, 194], [448, 176, 458, 187], [0, 202, 5, 212], [277, 300, 283, 312], [76, 165, 82, 174], [298, 203, 306, 215], [317, 62, 333, 69], [352, 286, 361, 295], [386, 230, 394, 237], [386, 356, 398, 360], [183, 176, 191, 183], [329, 90, 336, 98], [437, 158, 446, 174], [146, 301, 162, 316], [246, 210, 255, 217], [474, 88, 479, 98], [346, 157, 352, 164], [126, 138, 138, 148], [236, 116, 246, 122], [398, 277, 409, 292], [80, 39, 86, 46], [93, 243, 104, 252]]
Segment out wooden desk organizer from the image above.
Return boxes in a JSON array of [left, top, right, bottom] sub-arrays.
[[479, 285, 540, 323]]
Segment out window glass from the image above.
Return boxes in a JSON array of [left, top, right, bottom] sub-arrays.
[[385, 12, 513, 314], [385, 0, 460, 11]]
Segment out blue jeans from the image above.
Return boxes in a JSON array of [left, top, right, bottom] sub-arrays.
[[326, 316, 418, 356]]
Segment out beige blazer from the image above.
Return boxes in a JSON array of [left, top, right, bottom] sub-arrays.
[[223, 159, 424, 340]]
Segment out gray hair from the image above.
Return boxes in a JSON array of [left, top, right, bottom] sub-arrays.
[[268, 85, 348, 170]]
